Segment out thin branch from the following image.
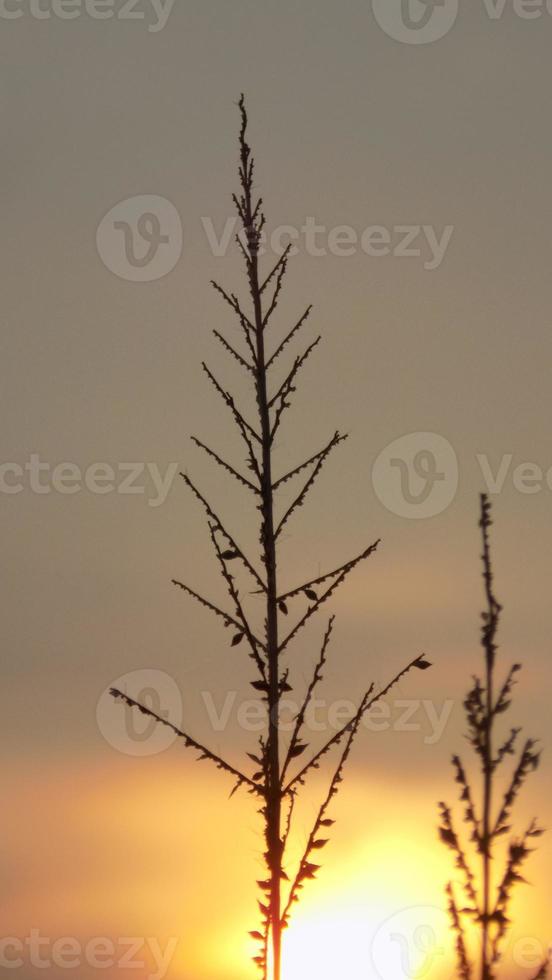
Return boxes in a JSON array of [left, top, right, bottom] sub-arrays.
[[235, 230, 250, 268], [491, 738, 541, 837], [191, 436, 261, 495], [278, 541, 380, 655], [213, 329, 255, 374], [446, 882, 473, 980], [282, 791, 296, 850], [262, 251, 290, 329], [451, 755, 482, 850], [285, 654, 431, 793], [278, 540, 376, 602], [171, 578, 241, 630], [490, 820, 544, 967], [282, 687, 370, 925], [280, 617, 334, 785], [275, 430, 345, 537], [273, 432, 348, 491], [438, 802, 480, 910], [493, 662, 522, 718], [201, 363, 262, 484], [211, 280, 255, 332], [270, 338, 321, 441], [171, 578, 267, 654], [260, 244, 293, 295], [269, 338, 321, 409], [208, 523, 267, 680], [493, 726, 521, 772], [266, 306, 313, 370], [110, 689, 262, 795], [182, 473, 266, 592], [210, 279, 258, 364], [202, 362, 262, 445]]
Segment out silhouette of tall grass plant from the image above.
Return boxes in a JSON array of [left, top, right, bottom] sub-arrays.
[[111, 97, 431, 980], [439, 494, 548, 980]]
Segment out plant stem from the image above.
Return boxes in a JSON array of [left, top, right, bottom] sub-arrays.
[[242, 169, 282, 980], [481, 499, 496, 980], [482, 641, 493, 980]]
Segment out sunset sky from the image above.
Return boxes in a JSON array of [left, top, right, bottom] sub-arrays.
[[2, 3, 552, 979]]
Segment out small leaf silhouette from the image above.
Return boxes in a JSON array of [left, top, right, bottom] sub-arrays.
[[250, 679, 269, 692]]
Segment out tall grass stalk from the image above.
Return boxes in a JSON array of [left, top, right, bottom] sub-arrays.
[[439, 494, 548, 980], [112, 97, 431, 980]]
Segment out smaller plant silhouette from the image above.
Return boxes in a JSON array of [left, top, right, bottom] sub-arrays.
[[439, 494, 549, 980]]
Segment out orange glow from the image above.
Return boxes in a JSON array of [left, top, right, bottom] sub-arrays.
[[4, 761, 550, 980], [280, 827, 456, 980]]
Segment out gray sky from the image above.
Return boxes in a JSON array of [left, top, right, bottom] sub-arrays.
[[1, 3, 551, 978]]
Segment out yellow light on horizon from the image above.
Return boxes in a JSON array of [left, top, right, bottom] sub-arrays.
[[283, 909, 379, 980]]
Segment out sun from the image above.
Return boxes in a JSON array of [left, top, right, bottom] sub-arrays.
[[283, 911, 373, 980], [282, 900, 454, 980]]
